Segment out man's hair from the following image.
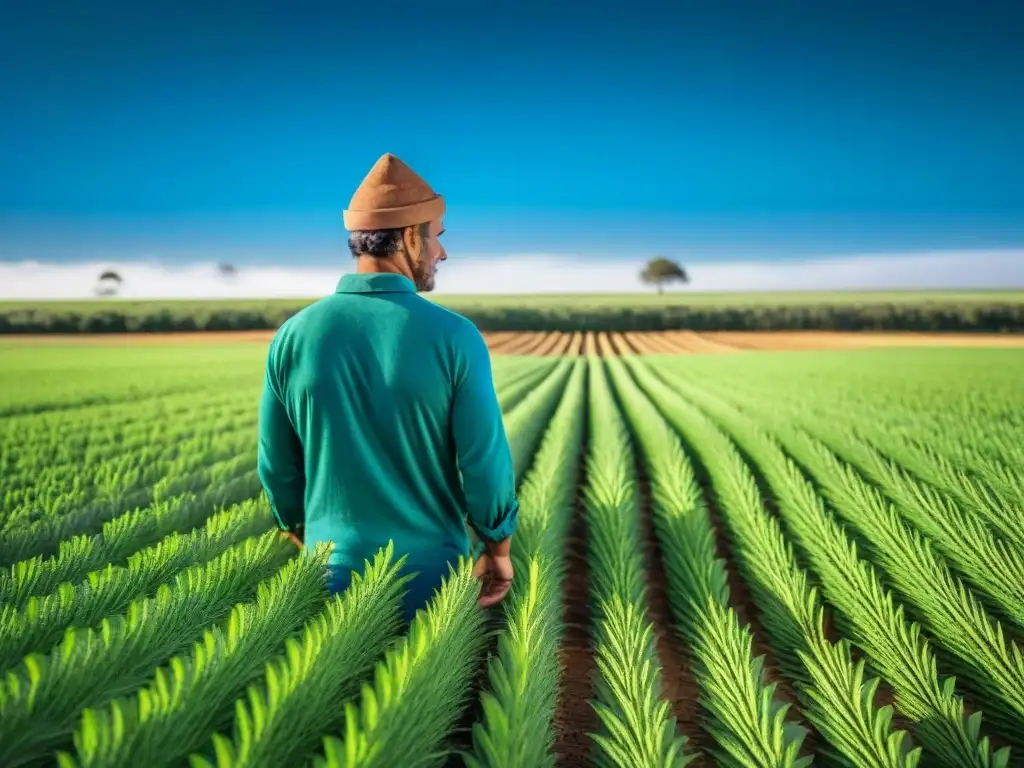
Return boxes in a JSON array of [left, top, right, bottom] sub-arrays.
[[348, 223, 430, 258]]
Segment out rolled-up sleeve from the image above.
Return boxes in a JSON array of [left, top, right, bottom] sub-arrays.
[[257, 339, 306, 533], [451, 325, 519, 542]]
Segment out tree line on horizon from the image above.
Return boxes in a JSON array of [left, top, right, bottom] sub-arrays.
[[94, 263, 240, 297], [91, 258, 690, 297], [7, 296, 1023, 334]]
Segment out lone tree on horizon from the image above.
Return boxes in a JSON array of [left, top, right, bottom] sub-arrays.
[[640, 257, 689, 294], [94, 270, 123, 297]]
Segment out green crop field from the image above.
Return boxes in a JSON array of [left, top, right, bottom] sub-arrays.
[[2, 341, 1024, 767]]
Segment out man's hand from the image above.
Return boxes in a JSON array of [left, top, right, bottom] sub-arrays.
[[281, 530, 303, 549], [472, 552, 513, 607], [472, 538, 513, 608]]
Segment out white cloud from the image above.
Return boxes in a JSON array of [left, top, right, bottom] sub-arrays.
[[0, 250, 1021, 300]]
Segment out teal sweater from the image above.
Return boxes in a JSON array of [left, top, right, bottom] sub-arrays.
[[257, 272, 519, 582]]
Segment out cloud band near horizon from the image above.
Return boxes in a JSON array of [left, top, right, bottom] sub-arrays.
[[1, 250, 1022, 300]]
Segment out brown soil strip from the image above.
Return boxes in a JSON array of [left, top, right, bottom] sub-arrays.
[[547, 333, 571, 356], [638, 331, 679, 354], [641, 332, 686, 354], [483, 333, 520, 354], [521, 332, 549, 355], [622, 332, 665, 355], [516, 332, 553, 356], [548, 333, 575, 356], [658, 332, 699, 353], [483, 331, 515, 347], [556, 334, 576, 355], [655, 331, 724, 354], [601, 333, 619, 357], [620, 333, 649, 354], [648, 334, 688, 354], [608, 333, 625, 356], [704, 331, 1024, 351], [593, 333, 615, 358], [494, 333, 529, 354], [549, 333, 569, 354], [534, 332, 568, 356], [499, 333, 545, 355], [483, 331, 515, 344], [553, 418, 598, 766], [582, 332, 599, 356], [607, 332, 633, 356], [697, 333, 761, 351], [605, 333, 623, 354], [565, 333, 584, 356], [675, 332, 743, 354], [661, 334, 693, 354], [635, 456, 712, 765]]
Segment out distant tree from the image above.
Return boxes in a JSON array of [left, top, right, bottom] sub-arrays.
[[217, 262, 238, 277], [94, 270, 124, 297], [640, 257, 688, 294]]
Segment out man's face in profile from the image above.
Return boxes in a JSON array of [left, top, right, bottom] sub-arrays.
[[407, 219, 446, 292]]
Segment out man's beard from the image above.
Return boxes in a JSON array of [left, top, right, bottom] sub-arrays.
[[413, 260, 435, 292]]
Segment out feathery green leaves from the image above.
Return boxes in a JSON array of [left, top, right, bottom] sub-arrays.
[[465, 358, 587, 767], [188, 543, 410, 768], [315, 558, 489, 768]]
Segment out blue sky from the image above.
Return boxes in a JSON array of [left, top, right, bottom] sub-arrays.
[[1, 0, 1023, 295]]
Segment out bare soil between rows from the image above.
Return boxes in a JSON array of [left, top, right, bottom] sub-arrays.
[[552, 424, 599, 766], [704, 330, 1024, 351], [634, 456, 710, 764]]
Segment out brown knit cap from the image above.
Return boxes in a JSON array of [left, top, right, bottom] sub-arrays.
[[342, 153, 445, 231]]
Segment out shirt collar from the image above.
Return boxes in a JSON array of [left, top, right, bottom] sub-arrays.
[[335, 272, 416, 294]]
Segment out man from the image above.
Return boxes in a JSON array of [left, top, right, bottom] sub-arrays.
[[257, 153, 517, 622]]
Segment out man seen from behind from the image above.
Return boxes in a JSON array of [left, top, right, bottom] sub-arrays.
[[257, 153, 517, 622]]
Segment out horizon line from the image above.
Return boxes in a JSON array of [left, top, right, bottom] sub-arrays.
[[2, 249, 1023, 300]]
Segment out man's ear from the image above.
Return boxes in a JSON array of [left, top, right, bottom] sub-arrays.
[[401, 224, 422, 258]]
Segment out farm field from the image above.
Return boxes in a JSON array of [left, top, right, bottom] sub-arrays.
[[2, 342, 1024, 767], [4, 329, 1024, 355], [482, 331, 1024, 356]]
